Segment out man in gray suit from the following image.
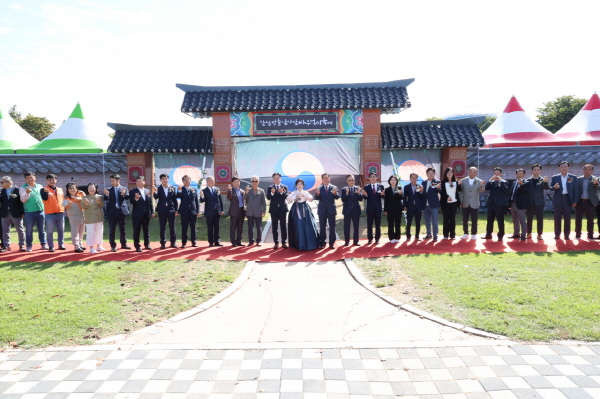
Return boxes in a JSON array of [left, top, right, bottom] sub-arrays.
[[457, 167, 485, 240], [525, 164, 549, 240], [574, 164, 599, 240]]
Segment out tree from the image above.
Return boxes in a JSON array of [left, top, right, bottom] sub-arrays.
[[426, 117, 444, 121], [8, 105, 55, 141], [478, 116, 496, 133], [537, 95, 586, 133]]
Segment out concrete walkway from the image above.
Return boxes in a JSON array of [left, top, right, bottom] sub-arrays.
[[117, 261, 475, 346]]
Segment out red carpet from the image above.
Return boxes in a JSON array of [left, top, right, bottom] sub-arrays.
[[1, 234, 599, 263]]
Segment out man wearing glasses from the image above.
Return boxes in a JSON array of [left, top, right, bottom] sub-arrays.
[[341, 174, 363, 246]]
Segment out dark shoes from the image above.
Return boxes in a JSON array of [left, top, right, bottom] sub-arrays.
[[329, 244, 335, 249], [353, 242, 360, 246], [145, 246, 152, 250], [367, 240, 372, 245], [192, 242, 198, 247], [424, 235, 432, 240], [273, 243, 279, 249], [344, 242, 350, 246], [554, 235, 560, 240], [58, 246, 67, 250], [111, 247, 117, 252], [49, 247, 55, 252], [75, 247, 85, 253], [481, 235, 492, 239], [160, 245, 167, 249], [282, 243, 288, 249], [121, 245, 131, 250], [136, 247, 143, 252], [508, 235, 520, 239], [214, 242, 223, 247]]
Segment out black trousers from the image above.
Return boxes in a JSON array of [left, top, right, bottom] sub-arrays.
[[527, 205, 544, 235], [132, 215, 150, 249], [406, 208, 421, 237], [442, 203, 458, 238], [554, 195, 572, 238], [270, 210, 288, 244], [181, 213, 197, 245], [230, 209, 245, 244], [247, 216, 262, 243], [366, 210, 382, 241], [108, 212, 128, 248], [575, 200, 596, 238], [462, 206, 479, 235], [343, 212, 360, 244], [318, 212, 337, 245], [158, 211, 176, 245], [205, 210, 221, 244], [486, 203, 507, 238], [597, 204, 600, 235], [387, 211, 401, 240]]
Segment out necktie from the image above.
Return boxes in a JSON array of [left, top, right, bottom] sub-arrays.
[[350, 187, 354, 209], [372, 185, 376, 195], [114, 186, 119, 208]]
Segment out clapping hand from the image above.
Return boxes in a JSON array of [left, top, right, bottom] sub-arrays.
[[542, 176, 548, 183], [553, 182, 560, 189], [95, 195, 102, 205], [436, 182, 442, 189], [245, 185, 250, 193], [315, 187, 320, 197], [178, 185, 183, 191], [518, 178, 524, 185], [362, 187, 368, 197], [271, 187, 276, 194], [332, 187, 338, 195], [228, 184, 232, 191], [457, 179, 462, 186], [135, 192, 141, 200], [104, 188, 110, 195], [278, 186, 284, 194], [200, 190, 204, 197], [83, 197, 90, 206], [25, 186, 32, 194], [380, 188, 385, 196], [43, 187, 50, 193], [346, 187, 350, 195]]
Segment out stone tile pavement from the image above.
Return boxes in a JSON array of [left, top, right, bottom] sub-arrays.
[[1, 344, 600, 398]]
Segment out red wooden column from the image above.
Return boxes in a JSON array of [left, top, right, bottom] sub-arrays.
[[212, 112, 234, 191], [361, 109, 382, 183], [441, 147, 467, 178], [126, 153, 154, 190]]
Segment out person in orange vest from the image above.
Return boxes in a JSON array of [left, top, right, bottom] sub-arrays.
[[40, 174, 66, 252]]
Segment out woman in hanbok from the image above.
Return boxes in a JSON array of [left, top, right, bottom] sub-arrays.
[[286, 178, 320, 250]]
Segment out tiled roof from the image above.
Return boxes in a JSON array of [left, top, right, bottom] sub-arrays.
[[0, 154, 126, 175], [467, 145, 600, 167], [107, 124, 213, 153], [381, 120, 485, 149], [177, 79, 414, 117]]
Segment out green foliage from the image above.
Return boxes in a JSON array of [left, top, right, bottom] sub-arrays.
[[426, 117, 444, 121], [477, 116, 496, 133], [8, 105, 55, 141], [537, 95, 587, 133]]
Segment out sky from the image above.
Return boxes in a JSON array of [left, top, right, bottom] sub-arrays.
[[1, 0, 599, 138]]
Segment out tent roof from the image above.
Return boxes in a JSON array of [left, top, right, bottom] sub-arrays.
[[555, 92, 600, 143], [482, 96, 559, 147], [0, 106, 39, 154], [17, 103, 109, 154]]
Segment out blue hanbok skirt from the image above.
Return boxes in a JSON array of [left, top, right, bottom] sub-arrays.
[[288, 201, 320, 251]]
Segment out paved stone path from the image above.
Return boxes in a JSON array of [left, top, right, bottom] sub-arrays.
[[116, 261, 473, 345], [2, 344, 600, 398]]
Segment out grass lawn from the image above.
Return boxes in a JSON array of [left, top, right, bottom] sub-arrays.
[[0, 259, 245, 348], [354, 251, 600, 341]]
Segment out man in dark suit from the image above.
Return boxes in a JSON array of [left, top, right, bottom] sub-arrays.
[[201, 176, 224, 247], [550, 161, 577, 240], [341, 174, 363, 246], [227, 177, 246, 246], [129, 176, 155, 252], [0, 176, 25, 252], [574, 164, 599, 240], [315, 173, 339, 249], [153, 173, 178, 249], [422, 168, 441, 241], [482, 167, 509, 241], [103, 173, 130, 252], [362, 172, 385, 245], [507, 168, 529, 241], [403, 173, 424, 241], [525, 164, 550, 240], [177, 174, 200, 248], [267, 172, 289, 249]]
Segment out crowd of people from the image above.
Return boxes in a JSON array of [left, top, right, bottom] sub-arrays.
[[0, 161, 598, 253]]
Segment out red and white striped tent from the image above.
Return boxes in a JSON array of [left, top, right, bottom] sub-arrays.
[[555, 92, 600, 144], [482, 96, 559, 147]]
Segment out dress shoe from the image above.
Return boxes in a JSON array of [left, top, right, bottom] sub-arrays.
[[481, 235, 492, 239], [273, 243, 279, 249], [520, 237, 526, 241], [537, 235, 544, 240], [81, 246, 86, 250], [424, 235, 432, 240], [215, 242, 223, 247], [432, 237, 438, 242], [329, 244, 335, 249], [248, 241, 255, 246], [75, 247, 85, 253], [180, 244, 186, 248], [508, 235, 520, 239], [0, 248, 5, 253], [497, 237, 503, 242], [121, 245, 131, 250], [49, 247, 55, 252], [145, 246, 152, 250], [209, 243, 214, 247], [20, 245, 26, 252], [406, 235, 411, 241], [575, 235, 581, 239], [192, 242, 198, 247], [256, 242, 262, 247], [375, 240, 380, 245], [231, 243, 237, 247], [237, 242, 245, 247], [160, 244, 166, 249], [282, 243, 288, 249], [554, 235, 560, 239], [58, 246, 67, 250], [111, 247, 117, 252], [136, 247, 143, 252], [415, 237, 421, 241], [344, 242, 349, 246], [366, 240, 373, 245], [318, 245, 324, 249], [353, 242, 360, 246], [170, 244, 178, 248], [565, 236, 571, 240], [526, 234, 532, 239]]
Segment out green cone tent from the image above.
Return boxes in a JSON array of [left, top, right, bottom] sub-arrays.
[[18, 103, 108, 154], [0, 106, 39, 154]]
